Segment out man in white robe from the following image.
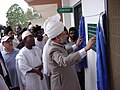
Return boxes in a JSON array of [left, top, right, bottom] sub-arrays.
[[16, 31, 48, 90]]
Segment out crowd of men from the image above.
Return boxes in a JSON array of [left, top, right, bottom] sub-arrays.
[[0, 14, 96, 90]]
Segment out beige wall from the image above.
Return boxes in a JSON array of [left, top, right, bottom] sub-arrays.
[[25, 0, 62, 26], [108, 0, 120, 90]]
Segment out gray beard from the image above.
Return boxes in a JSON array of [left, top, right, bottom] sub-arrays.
[[60, 39, 69, 45]]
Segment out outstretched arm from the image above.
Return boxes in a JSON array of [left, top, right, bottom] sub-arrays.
[[84, 36, 96, 51]]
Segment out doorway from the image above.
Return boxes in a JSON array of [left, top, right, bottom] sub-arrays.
[[73, 1, 85, 90]]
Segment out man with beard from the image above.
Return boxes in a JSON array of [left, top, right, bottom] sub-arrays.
[[43, 14, 96, 90], [34, 26, 45, 52], [16, 28, 27, 49], [68, 27, 78, 44], [16, 31, 48, 90], [4, 26, 19, 48]]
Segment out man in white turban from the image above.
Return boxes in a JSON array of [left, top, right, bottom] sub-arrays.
[[43, 14, 96, 90], [42, 14, 62, 90]]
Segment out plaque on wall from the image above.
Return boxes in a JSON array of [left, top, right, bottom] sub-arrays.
[[88, 24, 97, 52]]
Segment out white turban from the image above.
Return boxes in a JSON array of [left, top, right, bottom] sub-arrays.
[[43, 14, 60, 32], [43, 14, 64, 39], [43, 14, 64, 76], [22, 30, 32, 40]]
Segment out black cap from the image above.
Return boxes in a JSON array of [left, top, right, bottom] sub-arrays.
[[4, 26, 13, 35]]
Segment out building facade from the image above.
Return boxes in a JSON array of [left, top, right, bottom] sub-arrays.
[[25, 0, 120, 90]]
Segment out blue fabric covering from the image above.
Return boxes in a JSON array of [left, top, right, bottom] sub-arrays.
[[77, 16, 87, 68], [96, 14, 108, 90]]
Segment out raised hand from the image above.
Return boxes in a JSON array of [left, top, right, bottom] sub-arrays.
[[76, 36, 83, 47], [85, 36, 96, 51]]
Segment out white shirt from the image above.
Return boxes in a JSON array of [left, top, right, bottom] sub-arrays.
[[35, 38, 44, 52], [16, 46, 48, 90]]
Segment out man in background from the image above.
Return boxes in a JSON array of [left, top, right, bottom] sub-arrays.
[[1, 36, 19, 90]]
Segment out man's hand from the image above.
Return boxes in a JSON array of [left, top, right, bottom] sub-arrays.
[[76, 36, 83, 47], [36, 69, 43, 80], [35, 64, 43, 71], [28, 65, 44, 80], [35, 64, 43, 80], [85, 36, 96, 51]]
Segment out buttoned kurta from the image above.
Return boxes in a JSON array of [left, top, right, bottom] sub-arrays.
[[16, 46, 48, 90], [47, 41, 83, 90]]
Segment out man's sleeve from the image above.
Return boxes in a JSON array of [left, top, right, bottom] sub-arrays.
[[50, 49, 86, 67]]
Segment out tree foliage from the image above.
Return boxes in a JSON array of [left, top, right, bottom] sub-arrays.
[[6, 3, 41, 32], [24, 9, 41, 21]]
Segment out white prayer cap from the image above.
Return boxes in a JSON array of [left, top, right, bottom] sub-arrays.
[[1, 36, 11, 44], [22, 30, 32, 40], [43, 14, 64, 39]]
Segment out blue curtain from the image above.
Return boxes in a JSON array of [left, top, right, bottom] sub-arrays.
[[77, 16, 87, 68], [96, 13, 108, 90]]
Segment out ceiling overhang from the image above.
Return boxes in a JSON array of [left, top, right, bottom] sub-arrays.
[[31, 4, 58, 18], [25, 0, 61, 6], [24, 0, 62, 26]]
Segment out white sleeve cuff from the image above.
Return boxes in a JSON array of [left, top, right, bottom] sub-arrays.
[[24, 68, 32, 75], [72, 44, 78, 51], [78, 48, 87, 59]]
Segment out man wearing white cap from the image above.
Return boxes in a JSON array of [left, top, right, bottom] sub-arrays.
[[43, 14, 96, 90], [16, 31, 48, 90], [1, 36, 20, 90]]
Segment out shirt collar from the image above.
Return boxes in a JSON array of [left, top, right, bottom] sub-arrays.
[[51, 41, 65, 48], [3, 49, 16, 55]]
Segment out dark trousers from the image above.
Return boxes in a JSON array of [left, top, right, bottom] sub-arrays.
[[45, 74, 51, 90], [77, 68, 85, 90]]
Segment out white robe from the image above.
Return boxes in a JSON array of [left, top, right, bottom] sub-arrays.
[[42, 39, 51, 76], [16, 46, 48, 90], [0, 75, 9, 90], [35, 38, 44, 52]]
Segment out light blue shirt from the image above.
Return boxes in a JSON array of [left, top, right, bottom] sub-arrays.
[[1, 48, 19, 88]]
